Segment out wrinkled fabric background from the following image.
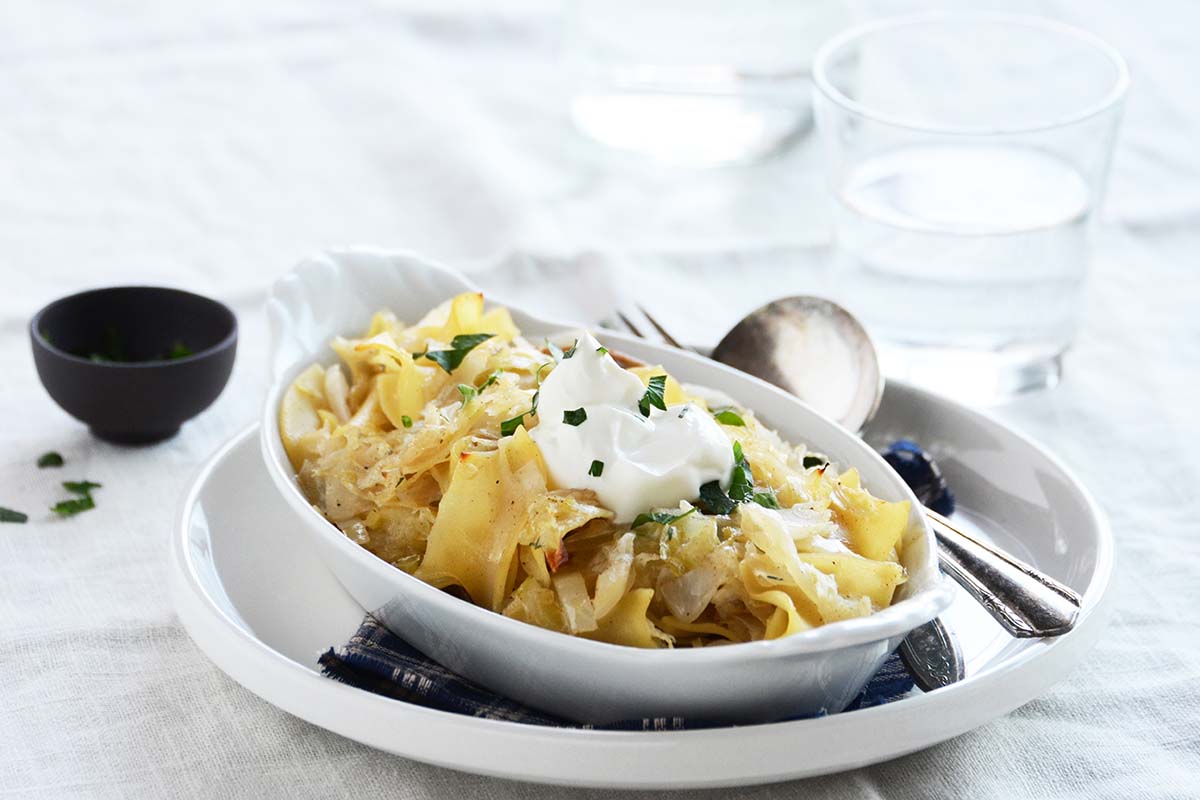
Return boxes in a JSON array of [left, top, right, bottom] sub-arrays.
[[2, 1, 1197, 797]]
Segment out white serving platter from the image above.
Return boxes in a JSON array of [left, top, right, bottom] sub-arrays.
[[171, 377, 1112, 790]]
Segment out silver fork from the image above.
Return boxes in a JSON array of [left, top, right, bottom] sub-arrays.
[[612, 306, 687, 350]]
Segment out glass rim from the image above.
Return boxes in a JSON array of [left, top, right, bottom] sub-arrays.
[[812, 12, 1131, 137]]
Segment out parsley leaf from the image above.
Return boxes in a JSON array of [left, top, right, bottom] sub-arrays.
[[501, 390, 541, 437], [711, 407, 746, 427], [458, 384, 477, 405], [694, 441, 768, 515], [751, 491, 781, 509], [638, 375, 668, 417], [802, 455, 827, 469], [695, 481, 735, 515], [563, 408, 587, 426], [630, 507, 696, 530], [0, 507, 28, 524], [37, 452, 64, 468], [480, 369, 503, 390], [418, 333, 494, 373], [52, 480, 101, 517], [727, 441, 754, 503], [588, 459, 604, 477], [595, 346, 609, 356], [52, 496, 94, 517], [167, 341, 193, 359], [86, 326, 127, 363], [401, 415, 413, 428]]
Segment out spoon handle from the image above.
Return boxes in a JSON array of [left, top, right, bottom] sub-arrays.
[[927, 508, 1081, 638], [899, 616, 965, 692]]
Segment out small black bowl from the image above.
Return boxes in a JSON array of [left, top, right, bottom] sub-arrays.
[[30, 286, 237, 444]]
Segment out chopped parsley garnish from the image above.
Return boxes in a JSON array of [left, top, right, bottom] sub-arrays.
[[458, 384, 477, 404], [695, 480, 736, 516], [637, 375, 668, 417], [167, 341, 193, 359], [501, 390, 540, 437], [595, 346, 609, 356], [52, 496, 94, 517], [480, 369, 503, 390], [751, 490, 781, 509], [546, 337, 580, 361], [802, 455, 827, 469], [695, 441, 774, 515], [401, 415, 413, 428], [85, 326, 127, 363], [588, 459, 604, 477], [727, 441, 754, 502], [52, 480, 101, 517], [37, 452, 64, 468], [77, 330, 196, 362], [711, 407, 746, 427], [563, 408, 587, 426], [630, 507, 696, 530], [0, 507, 28, 524], [417, 333, 494, 373]]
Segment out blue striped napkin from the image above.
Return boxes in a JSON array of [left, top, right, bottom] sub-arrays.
[[319, 439, 953, 729]]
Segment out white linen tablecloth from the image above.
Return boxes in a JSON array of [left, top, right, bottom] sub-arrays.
[[2, 1, 1198, 797]]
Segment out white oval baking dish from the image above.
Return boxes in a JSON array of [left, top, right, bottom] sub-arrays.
[[259, 247, 955, 724]]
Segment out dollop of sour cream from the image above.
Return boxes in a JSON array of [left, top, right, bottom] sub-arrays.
[[530, 332, 734, 522]]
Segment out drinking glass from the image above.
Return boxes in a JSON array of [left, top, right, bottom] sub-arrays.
[[812, 13, 1128, 402], [567, 0, 850, 166]]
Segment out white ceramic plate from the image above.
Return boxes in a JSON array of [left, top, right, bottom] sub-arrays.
[[171, 380, 1112, 790]]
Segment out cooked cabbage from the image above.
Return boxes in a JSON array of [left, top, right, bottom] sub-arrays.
[[283, 292, 911, 648]]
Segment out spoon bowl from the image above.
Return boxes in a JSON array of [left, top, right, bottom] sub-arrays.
[[711, 296, 884, 433]]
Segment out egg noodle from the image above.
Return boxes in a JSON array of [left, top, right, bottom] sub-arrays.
[[281, 292, 911, 648]]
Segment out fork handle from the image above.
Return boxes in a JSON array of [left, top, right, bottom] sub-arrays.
[[928, 508, 1081, 638]]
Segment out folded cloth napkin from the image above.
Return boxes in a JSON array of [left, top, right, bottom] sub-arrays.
[[320, 617, 914, 730], [319, 440, 953, 730]]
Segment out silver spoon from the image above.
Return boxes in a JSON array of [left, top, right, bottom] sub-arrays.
[[620, 298, 1082, 690]]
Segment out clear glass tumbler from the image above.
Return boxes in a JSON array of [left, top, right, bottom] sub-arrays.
[[812, 13, 1128, 402], [567, 0, 851, 166]]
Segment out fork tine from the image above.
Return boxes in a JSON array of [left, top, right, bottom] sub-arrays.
[[614, 309, 646, 339], [635, 304, 686, 349]]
